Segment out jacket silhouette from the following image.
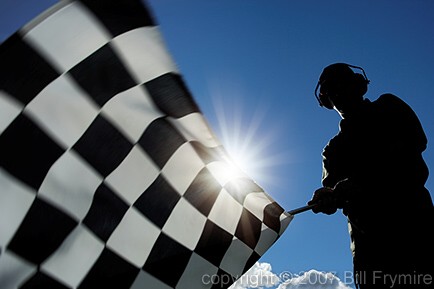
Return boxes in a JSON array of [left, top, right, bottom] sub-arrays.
[[309, 63, 433, 289]]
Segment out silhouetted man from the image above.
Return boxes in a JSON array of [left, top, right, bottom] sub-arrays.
[[308, 63, 433, 289]]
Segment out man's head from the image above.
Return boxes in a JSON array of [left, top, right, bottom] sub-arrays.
[[315, 63, 369, 117]]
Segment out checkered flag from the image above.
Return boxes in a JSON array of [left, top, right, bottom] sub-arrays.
[[0, 0, 292, 288]]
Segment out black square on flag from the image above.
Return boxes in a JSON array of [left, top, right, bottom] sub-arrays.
[[195, 220, 233, 267], [138, 118, 186, 169], [78, 248, 140, 289], [80, 0, 154, 37], [144, 73, 199, 118], [83, 183, 129, 241], [184, 168, 222, 216], [69, 44, 136, 107], [0, 34, 60, 105], [143, 233, 193, 287], [0, 114, 65, 190], [234, 208, 262, 250], [7, 198, 78, 264], [73, 115, 133, 177], [134, 175, 181, 228], [263, 202, 285, 233]]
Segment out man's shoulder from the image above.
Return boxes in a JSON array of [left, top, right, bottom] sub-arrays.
[[375, 93, 406, 106], [372, 93, 415, 115], [373, 93, 427, 144]]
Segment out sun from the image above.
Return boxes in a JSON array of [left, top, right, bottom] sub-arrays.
[[210, 87, 285, 190]]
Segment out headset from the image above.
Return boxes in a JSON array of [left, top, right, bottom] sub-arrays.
[[314, 63, 370, 109]]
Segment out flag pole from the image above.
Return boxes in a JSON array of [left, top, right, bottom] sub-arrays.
[[287, 204, 316, 215]]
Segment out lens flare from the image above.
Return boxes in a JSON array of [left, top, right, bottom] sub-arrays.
[[209, 85, 288, 190]]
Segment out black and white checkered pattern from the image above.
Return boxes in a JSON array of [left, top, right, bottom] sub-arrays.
[[0, 1, 292, 288]]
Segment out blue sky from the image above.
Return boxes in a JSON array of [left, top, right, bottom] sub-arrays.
[[1, 1, 433, 288]]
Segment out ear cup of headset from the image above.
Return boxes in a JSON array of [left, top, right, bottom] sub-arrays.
[[353, 73, 368, 96]]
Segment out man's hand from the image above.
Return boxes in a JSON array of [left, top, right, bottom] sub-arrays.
[[308, 187, 338, 215], [309, 179, 358, 215]]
